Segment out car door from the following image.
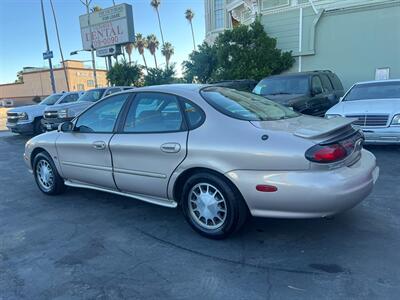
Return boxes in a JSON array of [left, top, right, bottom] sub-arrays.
[[309, 75, 328, 116], [56, 93, 130, 189], [110, 92, 188, 199], [320, 74, 339, 108]]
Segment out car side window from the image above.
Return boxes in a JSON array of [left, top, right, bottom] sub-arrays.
[[60, 94, 79, 104], [182, 100, 205, 129], [311, 76, 323, 94], [123, 93, 184, 133], [75, 93, 129, 133], [320, 74, 333, 92], [104, 88, 121, 97]]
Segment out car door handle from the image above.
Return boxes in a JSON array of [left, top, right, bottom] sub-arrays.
[[92, 141, 106, 150], [160, 143, 181, 153]]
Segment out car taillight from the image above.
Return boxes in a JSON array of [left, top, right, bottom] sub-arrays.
[[305, 143, 347, 163]]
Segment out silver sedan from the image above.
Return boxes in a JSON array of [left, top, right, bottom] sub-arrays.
[[24, 85, 379, 239]]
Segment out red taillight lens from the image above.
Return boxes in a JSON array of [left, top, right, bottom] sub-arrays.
[[305, 144, 347, 163], [256, 184, 278, 192]]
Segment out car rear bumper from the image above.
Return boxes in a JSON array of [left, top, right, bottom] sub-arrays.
[[6, 121, 34, 134], [225, 149, 378, 218], [361, 127, 400, 144]]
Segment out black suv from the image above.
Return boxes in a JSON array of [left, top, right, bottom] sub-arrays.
[[253, 70, 344, 116]]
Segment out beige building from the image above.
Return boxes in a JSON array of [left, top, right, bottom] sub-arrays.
[[0, 60, 108, 105]]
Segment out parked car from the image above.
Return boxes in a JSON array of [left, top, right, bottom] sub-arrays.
[[326, 79, 400, 144], [253, 70, 344, 116], [6, 92, 83, 135], [211, 79, 258, 92], [1, 99, 14, 107], [41, 86, 134, 131], [24, 85, 379, 239]]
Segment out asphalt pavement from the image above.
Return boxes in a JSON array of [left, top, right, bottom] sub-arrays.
[[0, 132, 399, 299]]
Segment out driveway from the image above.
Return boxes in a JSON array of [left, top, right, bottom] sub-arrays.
[[0, 133, 399, 299]]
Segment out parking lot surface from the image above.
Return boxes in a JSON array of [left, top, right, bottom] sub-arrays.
[[0, 133, 399, 300]]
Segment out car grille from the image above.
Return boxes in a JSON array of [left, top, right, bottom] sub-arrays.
[[346, 114, 389, 127], [44, 111, 58, 119], [7, 112, 19, 123]]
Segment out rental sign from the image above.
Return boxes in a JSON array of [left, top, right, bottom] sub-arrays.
[[79, 3, 134, 51]]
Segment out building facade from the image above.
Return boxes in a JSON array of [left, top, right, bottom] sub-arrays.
[[204, 0, 400, 89], [0, 60, 108, 105]]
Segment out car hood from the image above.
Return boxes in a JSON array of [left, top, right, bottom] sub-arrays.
[[263, 94, 307, 105], [250, 115, 354, 140], [327, 99, 400, 115], [44, 101, 92, 112], [8, 104, 46, 116]]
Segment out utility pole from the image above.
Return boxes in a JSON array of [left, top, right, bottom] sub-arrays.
[[49, 0, 70, 91], [80, 0, 98, 88], [40, 0, 56, 93]]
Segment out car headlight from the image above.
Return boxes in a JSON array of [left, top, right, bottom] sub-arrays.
[[391, 114, 400, 126], [58, 109, 68, 119], [325, 114, 341, 119], [17, 112, 28, 120]]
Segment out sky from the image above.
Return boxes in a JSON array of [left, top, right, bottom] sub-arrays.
[[0, 0, 205, 84]]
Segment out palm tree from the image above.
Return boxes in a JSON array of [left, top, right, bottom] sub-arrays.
[[150, 0, 165, 46], [147, 34, 159, 68], [125, 43, 134, 64], [134, 33, 148, 71], [185, 9, 196, 51], [161, 42, 174, 68]]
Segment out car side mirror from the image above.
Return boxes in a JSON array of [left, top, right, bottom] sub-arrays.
[[312, 86, 323, 96], [58, 121, 74, 132]]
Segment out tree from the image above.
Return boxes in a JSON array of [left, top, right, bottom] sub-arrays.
[[91, 5, 102, 12], [183, 20, 294, 83], [182, 42, 218, 83], [14, 71, 23, 83], [134, 33, 148, 71], [213, 20, 294, 81], [161, 42, 174, 68], [150, 0, 165, 46], [144, 64, 177, 86], [185, 9, 196, 51], [147, 34, 160, 68], [125, 43, 134, 64], [107, 61, 142, 86]]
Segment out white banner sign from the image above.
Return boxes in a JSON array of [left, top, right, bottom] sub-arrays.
[[79, 3, 134, 51]]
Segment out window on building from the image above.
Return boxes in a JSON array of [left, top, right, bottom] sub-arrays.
[[87, 80, 94, 87], [262, 0, 289, 10], [214, 0, 224, 29]]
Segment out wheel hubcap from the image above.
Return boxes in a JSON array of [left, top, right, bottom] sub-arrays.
[[188, 183, 227, 230], [36, 159, 54, 191]]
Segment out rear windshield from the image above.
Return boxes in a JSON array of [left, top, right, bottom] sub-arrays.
[[253, 76, 309, 96], [78, 88, 107, 102], [40, 94, 63, 105], [200, 87, 299, 121], [344, 82, 400, 101]]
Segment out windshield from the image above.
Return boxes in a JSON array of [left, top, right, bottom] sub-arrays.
[[253, 76, 309, 96], [77, 89, 106, 103], [344, 81, 400, 101], [39, 94, 63, 105], [200, 87, 299, 121]]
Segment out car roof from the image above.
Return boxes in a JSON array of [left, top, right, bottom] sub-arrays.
[[261, 70, 335, 80], [354, 79, 400, 85]]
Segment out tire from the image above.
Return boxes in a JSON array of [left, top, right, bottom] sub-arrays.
[[33, 152, 66, 195], [34, 119, 45, 135], [181, 172, 249, 239]]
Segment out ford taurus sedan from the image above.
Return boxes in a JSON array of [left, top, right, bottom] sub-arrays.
[[24, 85, 379, 239], [326, 79, 400, 144]]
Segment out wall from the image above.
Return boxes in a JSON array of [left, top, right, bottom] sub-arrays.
[[295, 2, 400, 89]]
